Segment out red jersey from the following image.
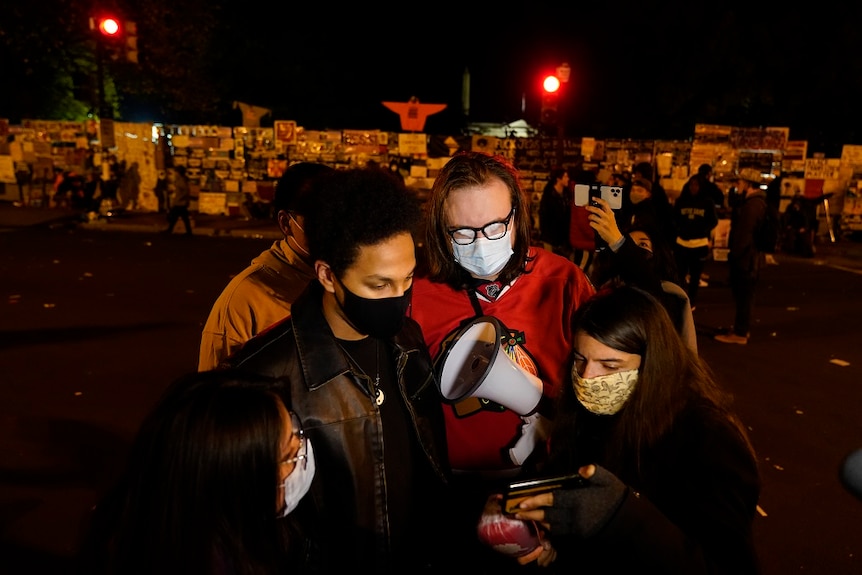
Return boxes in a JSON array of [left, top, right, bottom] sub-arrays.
[[410, 248, 595, 471]]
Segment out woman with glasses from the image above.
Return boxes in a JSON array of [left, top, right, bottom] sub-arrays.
[[410, 151, 595, 573], [78, 369, 313, 575]]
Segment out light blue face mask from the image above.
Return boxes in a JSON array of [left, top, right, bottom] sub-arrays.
[[451, 229, 514, 279]]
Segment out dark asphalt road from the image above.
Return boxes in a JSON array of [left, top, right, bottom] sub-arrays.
[[1, 224, 861, 574]]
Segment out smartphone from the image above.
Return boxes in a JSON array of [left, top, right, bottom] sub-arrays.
[[501, 473, 588, 514], [573, 184, 623, 210]]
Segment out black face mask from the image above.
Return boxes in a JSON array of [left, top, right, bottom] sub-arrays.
[[335, 279, 412, 339]]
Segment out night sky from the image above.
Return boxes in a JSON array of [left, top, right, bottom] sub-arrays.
[[245, 3, 862, 153], [3, 2, 861, 154]]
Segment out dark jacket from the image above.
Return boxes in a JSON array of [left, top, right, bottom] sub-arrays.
[[546, 401, 761, 574], [540, 184, 571, 247], [729, 189, 768, 274], [673, 190, 718, 242], [221, 281, 450, 573]]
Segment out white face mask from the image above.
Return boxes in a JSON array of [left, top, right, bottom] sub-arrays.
[[280, 438, 315, 517], [571, 368, 639, 415], [451, 229, 514, 279]]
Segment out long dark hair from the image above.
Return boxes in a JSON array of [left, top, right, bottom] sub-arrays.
[[547, 286, 754, 480], [422, 151, 534, 288], [81, 369, 295, 575]]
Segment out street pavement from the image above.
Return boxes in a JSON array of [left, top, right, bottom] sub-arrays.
[[0, 201, 283, 240], [2, 200, 862, 270], [2, 200, 862, 574]]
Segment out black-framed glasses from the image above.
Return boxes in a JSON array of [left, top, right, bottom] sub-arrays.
[[282, 411, 307, 471], [447, 207, 516, 245]]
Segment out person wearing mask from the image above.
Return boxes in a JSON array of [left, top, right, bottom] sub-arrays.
[[715, 168, 769, 345], [78, 368, 313, 575], [410, 151, 595, 572], [539, 166, 573, 260], [627, 174, 676, 247], [165, 165, 193, 235], [673, 173, 719, 310], [489, 286, 761, 574], [198, 162, 334, 370], [219, 167, 450, 573]]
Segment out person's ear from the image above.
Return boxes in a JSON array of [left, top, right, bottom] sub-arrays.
[[316, 261, 336, 293], [276, 210, 291, 237]]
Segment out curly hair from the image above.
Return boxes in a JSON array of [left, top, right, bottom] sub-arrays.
[[305, 167, 423, 277], [423, 151, 534, 288]]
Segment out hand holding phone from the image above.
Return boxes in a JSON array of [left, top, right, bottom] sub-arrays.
[[501, 473, 588, 514], [573, 184, 623, 210]]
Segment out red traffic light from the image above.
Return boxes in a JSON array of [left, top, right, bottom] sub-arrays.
[[542, 75, 561, 94], [97, 17, 121, 37]]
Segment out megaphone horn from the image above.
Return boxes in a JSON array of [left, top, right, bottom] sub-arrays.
[[436, 316, 543, 416]]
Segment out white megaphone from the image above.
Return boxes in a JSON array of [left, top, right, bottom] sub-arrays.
[[436, 316, 543, 416]]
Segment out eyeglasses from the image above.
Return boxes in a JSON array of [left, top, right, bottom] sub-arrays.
[[282, 411, 307, 471], [447, 208, 516, 245]]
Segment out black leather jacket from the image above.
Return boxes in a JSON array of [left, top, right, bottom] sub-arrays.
[[221, 281, 450, 572]]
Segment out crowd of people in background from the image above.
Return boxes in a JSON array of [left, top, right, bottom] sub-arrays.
[[530, 160, 815, 346], [75, 152, 764, 574]]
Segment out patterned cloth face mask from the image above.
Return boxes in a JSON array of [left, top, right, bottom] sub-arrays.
[[571, 368, 639, 415]]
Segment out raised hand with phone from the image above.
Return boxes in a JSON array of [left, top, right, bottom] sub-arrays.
[[573, 183, 626, 252]]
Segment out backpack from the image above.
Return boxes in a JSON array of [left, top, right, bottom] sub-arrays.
[[754, 198, 780, 254]]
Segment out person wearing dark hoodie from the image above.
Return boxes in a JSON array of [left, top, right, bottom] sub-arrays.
[[673, 173, 718, 309]]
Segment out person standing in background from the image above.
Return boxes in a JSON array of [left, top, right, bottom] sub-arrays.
[[153, 170, 168, 214], [198, 162, 333, 370], [689, 163, 727, 216], [673, 173, 718, 310], [165, 165, 193, 236], [715, 168, 769, 345], [119, 161, 141, 210], [539, 167, 573, 260], [630, 162, 675, 243]]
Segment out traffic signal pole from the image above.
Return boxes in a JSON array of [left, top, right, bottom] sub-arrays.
[[91, 15, 120, 148], [541, 74, 562, 165], [96, 39, 109, 120]]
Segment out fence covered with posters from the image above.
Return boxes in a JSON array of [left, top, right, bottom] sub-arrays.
[[1, 119, 861, 236]]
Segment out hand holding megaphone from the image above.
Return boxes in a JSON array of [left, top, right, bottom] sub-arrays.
[[509, 412, 551, 466]]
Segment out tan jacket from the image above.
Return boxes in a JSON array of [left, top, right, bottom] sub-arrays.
[[198, 239, 314, 370]]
